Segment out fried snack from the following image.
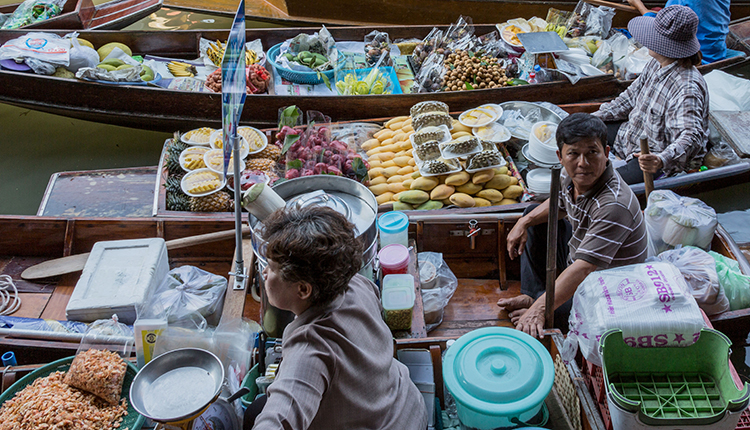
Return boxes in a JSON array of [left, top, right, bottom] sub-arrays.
[[64, 349, 127, 405]]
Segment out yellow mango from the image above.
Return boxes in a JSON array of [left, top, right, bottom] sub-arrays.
[[385, 115, 409, 128], [456, 182, 483, 195], [445, 171, 471, 186], [382, 143, 400, 153], [383, 166, 400, 178], [399, 190, 430, 205], [485, 174, 512, 190], [509, 176, 519, 186], [494, 166, 509, 175], [474, 197, 492, 207], [408, 158, 416, 166], [401, 124, 414, 133], [451, 131, 472, 139], [441, 198, 453, 206], [369, 183, 390, 195], [451, 121, 472, 133], [381, 160, 397, 168], [378, 152, 396, 162], [393, 202, 414, 211], [402, 178, 414, 189], [388, 182, 408, 193], [495, 198, 519, 206], [374, 129, 393, 140], [369, 175, 387, 186], [449, 193, 476, 208], [397, 165, 414, 175], [403, 117, 413, 126], [368, 167, 384, 178], [411, 176, 439, 191], [395, 150, 407, 157], [392, 191, 405, 201], [472, 169, 495, 185], [388, 121, 405, 131], [502, 185, 524, 200], [368, 159, 382, 168], [361, 138, 380, 151], [398, 140, 413, 150], [411, 171, 422, 179], [380, 137, 395, 147], [430, 184, 455, 200], [376, 192, 395, 205], [476, 188, 504, 203], [392, 131, 406, 142], [387, 174, 404, 184]]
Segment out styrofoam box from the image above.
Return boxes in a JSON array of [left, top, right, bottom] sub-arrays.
[[66, 238, 169, 324], [398, 349, 435, 428]]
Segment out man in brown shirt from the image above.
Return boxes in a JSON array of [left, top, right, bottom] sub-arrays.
[[498, 113, 647, 338]]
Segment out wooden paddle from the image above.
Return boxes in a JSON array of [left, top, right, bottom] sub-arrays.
[[639, 134, 655, 199], [21, 226, 252, 280], [584, 0, 638, 13]]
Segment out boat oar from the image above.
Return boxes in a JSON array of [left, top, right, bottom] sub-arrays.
[[584, 0, 638, 13], [545, 165, 562, 334], [20, 226, 251, 280], [639, 134, 655, 199]]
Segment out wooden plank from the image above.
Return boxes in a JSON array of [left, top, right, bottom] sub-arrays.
[[710, 111, 750, 158], [220, 236, 255, 325], [39, 274, 77, 321], [9, 293, 51, 319]]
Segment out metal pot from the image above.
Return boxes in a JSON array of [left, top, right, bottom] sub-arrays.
[[249, 175, 378, 338]]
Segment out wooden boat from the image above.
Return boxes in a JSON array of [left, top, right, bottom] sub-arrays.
[[0, 20, 747, 132], [0, 0, 163, 31]]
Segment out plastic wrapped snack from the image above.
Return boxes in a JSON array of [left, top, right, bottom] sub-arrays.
[[364, 30, 392, 67], [644, 190, 718, 256]]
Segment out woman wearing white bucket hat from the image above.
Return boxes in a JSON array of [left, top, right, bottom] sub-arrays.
[[593, 5, 709, 184]]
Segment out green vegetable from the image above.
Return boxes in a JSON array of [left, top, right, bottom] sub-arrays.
[[335, 68, 391, 95]]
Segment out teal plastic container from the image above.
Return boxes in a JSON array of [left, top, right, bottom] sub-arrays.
[[240, 363, 261, 410], [600, 328, 750, 430], [377, 211, 409, 248], [442, 327, 555, 430]]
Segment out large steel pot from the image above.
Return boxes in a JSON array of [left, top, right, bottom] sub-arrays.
[[249, 175, 378, 338]]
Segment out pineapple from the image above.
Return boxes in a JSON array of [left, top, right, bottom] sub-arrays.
[[189, 191, 232, 212], [166, 141, 188, 175], [164, 175, 184, 194], [245, 157, 276, 172], [250, 144, 281, 161], [166, 192, 190, 211]]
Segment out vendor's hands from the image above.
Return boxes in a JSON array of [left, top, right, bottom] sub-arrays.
[[506, 221, 528, 260], [514, 300, 546, 339], [634, 152, 663, 174]]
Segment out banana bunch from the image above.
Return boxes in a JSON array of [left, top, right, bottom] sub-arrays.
[[168, 61, 198, 77], [206, 40, 258, 67]]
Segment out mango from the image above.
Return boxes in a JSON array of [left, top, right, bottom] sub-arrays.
[[387, 182, 408, 193], [485, 174, 513, 190], [98, 58, 125, 67], [449, 193, 476, 208], [451, 121, 472, 133], [397, 165, 414, 176], [388, 121, 405, 131], [74, 38, 94, 50], [369, 183, 390, 195], [368, 167, 384, 179], [383, 166, 400, 178], [398, 140, 413, 150], [374, 128, 393, 140], [474, 197, 492, 207], [376, 192, 395, 205], [416, 200, 444, 210], [495, 198, 519, 206], [393, 202, 414, 211], [509, 176, 519, 186], [476, 189, 504, 203], [402, 124, 414, 133], [381, 160, 397, 168], [502, 185, 524, 200], [456, 182, 483, 195], [115, 64, 134, 70], [97, 42, 132, 61], [411, 176, 439, 191], [402, 178, 414, 189], [369, 175, 387, 186], [140, 64, 154, 81], [399, 190, 430, 205], [451, 131, 472, 139], [385, 116, 409, 128], [445, 171, 470, 186], [430, 184, 454, 200], [378, 152, 396, 162], [441, 198, 453, 206], [494, 166, 509, 175], [411, 171, 422, 179], [386, 174, 404, 184], [361, 138, 380, 151], [472, 169, 495, 184], [96, 64, 117, 72], [369, 159, 382, 168], [393, 156, 411, 167]]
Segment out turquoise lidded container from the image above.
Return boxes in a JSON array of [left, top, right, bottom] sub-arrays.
[[377, 211, 409, 248], [442, 327, 555, 430]]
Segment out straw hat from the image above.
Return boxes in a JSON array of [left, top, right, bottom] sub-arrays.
[[628, 5, 701, 59]]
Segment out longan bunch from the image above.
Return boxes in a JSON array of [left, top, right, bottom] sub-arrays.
[[443, 50, 509, 91]]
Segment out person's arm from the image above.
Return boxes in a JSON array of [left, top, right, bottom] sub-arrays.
[[626, 0, 652, 15], [253, 338, 332, 430], [656, 91, 709, 174], [515, 258, 599, 338], [507, 199, 566, 260]]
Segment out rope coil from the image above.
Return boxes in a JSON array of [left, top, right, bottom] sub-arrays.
[[0, 275, 21, 316]]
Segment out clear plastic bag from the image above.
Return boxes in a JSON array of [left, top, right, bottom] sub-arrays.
[[153, 311, 215, 357], [65, 34, 98, 73], [0, 31, 69, 66], [570, 1, 615, 38], [418, 252, 458, 332], [709, 251, 750, 311], [1, 0, 64, 29], [607, 32, 630, 79], [644, 190, 718, 256], [410, 52, 445, 93], [655, 246, 729, 316], [562, 262, 705, 366], [277, 26, 339, 73], [590, 37, 614, 75], [152, 265, 228, 325], [64, 315, 132, 404], [621, 45, 650, 80], [411, 27, 444, 73], [364, 30, 392, 67], [704, 140, 742, 169]]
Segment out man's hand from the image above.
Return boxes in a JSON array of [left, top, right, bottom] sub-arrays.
[[506, 221, 528, 261], [634, 152, 663, 174], [514, 299, 546, 338]]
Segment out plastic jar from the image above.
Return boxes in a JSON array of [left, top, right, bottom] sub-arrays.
[[377, 211, 409, 248], [378, 243, 410, 275]]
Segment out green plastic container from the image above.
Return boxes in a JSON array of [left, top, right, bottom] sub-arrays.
[[600, 328, 750, 429], [0, 356, 145, 430]]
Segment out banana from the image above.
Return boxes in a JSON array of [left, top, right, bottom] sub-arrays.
[[167, 61, 197, 77]]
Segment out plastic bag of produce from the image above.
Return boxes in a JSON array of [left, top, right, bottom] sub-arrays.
[[411, 27, 444, 73], [709, 251, 750, 311], [418, 252, 458, 332], [364, 30, 392, 67], [277, 26, 339, 73], [65, 315, 132, 404], [562, 262, 706, 366], [655, 246, 729, 316], [570, 1, 615, 38], [443, 15, 475, 53], [65, 34, 98, 73], [1, 0, 64, 29], [644, 190, 718, 256], [621, 45, 650, 80], [545, 7, 574, 37], [336, 53, 396, 95], [704, 140, 742, 169], [410, 52, 445, 93], [0, 31, 69, 66], [151, 265, 227, 325]]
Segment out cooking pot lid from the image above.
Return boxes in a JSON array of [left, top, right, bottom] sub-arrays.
[[287, 190, 352, 220], [443, 327, 554, 414]]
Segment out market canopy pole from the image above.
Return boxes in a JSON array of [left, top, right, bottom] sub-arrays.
[[222, 0, 248, 291]]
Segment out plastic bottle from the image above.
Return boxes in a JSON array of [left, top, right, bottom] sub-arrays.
[[528, 70, 537, 84], [133, 317, 168, 368]]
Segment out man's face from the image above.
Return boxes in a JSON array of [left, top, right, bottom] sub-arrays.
[[557, 137, 610, 194]]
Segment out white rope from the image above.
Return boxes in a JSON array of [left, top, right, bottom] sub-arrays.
[[0, 275, 21, 316]]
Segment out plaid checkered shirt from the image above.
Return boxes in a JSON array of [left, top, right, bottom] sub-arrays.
[[593, 58, 709, 176]]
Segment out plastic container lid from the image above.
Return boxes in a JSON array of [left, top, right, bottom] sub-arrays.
[[443, 327, 555, 416], [383, 274, 415, 291], [378, 243, 410, 269], [377, 211, 409, 235], [382, 283, 415, 311]]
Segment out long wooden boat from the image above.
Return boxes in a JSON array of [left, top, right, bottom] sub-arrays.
[[0, 21, 747, 132], [0, 0, 162, 31]]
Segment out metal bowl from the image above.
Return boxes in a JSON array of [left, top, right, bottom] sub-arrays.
[[129, 348, 224, 423], [498, 101, 563, 140]]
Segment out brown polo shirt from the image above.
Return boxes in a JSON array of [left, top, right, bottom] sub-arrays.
[[559, 162, 647, 268]]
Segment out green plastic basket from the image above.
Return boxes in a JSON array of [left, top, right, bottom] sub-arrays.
[[240, 363, 261, 409], [600, 328, 750, 426], [0, 356, 145, 430]]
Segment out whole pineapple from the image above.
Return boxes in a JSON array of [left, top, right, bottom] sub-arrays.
[[166, 192, 191, 211], [245, 157, 276, 172], [189, 191, 232, 212], [164, 175, 184, 194], [250, 144, 281, 161], [166, 141, 189, 175]]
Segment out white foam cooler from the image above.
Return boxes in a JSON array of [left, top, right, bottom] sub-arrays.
[[66, 238, 169, 324]]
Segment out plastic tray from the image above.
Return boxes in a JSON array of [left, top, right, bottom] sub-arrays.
[[417, 158, 462, 177], [180, 127, 215, 146], [268, 43, 342, 85], [464, 151, 507, 173], [458, 107, 499, 128], [413, 141, 443, 163], [410, 124, 452, 147], [473, 122, 511, 143], [83, 73, 162, 86], [204, 148, 245, 175], [439, 137, 482, 159], [179, 146, 209, 172], [335, 66, 404, 95], [180, 168, 226, 197], [0, 356, 145, 430]]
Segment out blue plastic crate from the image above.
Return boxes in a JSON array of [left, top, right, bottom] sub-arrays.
[[268, 43, 342, 85]]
